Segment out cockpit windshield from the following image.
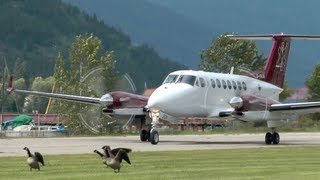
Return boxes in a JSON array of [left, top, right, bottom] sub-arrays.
[[163, 74, 196, 86], [162, 75, 179, 84], [176, 75, 196, 86]]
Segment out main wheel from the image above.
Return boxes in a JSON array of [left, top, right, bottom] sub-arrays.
[[265, 132, 272, 144], [272, 132, 280, 144], [140, 129, 149, 142], [150, 129, 159, 145]]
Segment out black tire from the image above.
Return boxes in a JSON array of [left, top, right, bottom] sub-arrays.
[[140, 129, 149, 142], [272, 132, 280, 145], [150, 130, 159, 145], [265, 132, 272, 145]]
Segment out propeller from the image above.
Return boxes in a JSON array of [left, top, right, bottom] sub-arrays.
[[79, 68, 137, 133]]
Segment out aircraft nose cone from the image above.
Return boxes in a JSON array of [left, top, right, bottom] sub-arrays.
[[147, 95, 160, 109]]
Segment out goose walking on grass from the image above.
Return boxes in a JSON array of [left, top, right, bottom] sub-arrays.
[[101, 145, 131, 158], [102, 146, 131, 173], [23, 147, 44, 171], [93, 149, 109, 167]]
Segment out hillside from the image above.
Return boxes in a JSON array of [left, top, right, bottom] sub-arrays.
[[0, 0, 186, 92], [64, 0, 215, 69]]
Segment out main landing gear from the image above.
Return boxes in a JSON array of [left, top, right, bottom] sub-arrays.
[[265, 128, 280, 145], [139, 128, 160, 145], [139, 109, 160, 145]]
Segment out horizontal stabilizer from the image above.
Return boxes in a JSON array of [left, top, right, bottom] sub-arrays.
[[269, 102, 320, 112], [226, 34, 320, 40]]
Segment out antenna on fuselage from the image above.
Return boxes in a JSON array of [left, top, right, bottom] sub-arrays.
[[230, 66, 234, 74]]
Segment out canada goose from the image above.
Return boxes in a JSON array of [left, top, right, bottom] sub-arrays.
[[104, 148, 131, 173], [93, 149, 109, 167], [23, 147, 44, 171], [102, 145, 131, 158]]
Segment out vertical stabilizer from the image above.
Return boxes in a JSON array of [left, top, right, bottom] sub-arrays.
[[227, 34, 320, 88], [264, 36, 290, 87]]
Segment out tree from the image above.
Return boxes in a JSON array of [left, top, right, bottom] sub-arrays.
[[52, 34, 117, 135], [11, 78, 27, 112], [306, 64, 320, 101], [305, 63, 320, 120], [279, 81, 294, 101], [13, 58, 30, 87], [23, 76, 54, 114], [199, 34, 266, 74]]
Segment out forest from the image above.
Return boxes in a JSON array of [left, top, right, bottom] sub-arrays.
[[0, 0, 186, 94]]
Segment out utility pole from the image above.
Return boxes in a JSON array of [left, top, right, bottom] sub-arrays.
[[79, 61, 83, 96], [1, 57, 5, 126]]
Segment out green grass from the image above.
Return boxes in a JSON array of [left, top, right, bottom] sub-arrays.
[[1, 147, 320, 180]]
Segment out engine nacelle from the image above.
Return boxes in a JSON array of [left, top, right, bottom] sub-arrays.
[[229, 96, 243, 110]]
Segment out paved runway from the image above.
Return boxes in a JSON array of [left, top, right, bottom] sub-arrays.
[[1, 132, 320, 156]]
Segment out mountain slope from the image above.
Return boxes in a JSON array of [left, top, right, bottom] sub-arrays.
[[0, 0, 186, 92], [64, 0, 216, 69]]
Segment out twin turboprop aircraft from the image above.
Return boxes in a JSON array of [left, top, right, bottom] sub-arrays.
[[7, 33, 320, 145]]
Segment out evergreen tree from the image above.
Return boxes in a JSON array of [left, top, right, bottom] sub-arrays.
[[53, 34, 117, 135], [199, 34, 266, 73], [305, 63, 320, 120]]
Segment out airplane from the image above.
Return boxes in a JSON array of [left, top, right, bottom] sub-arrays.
[[7, 33, 320, 145]]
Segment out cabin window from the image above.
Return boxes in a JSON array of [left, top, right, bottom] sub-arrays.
[[176, 75, 196, 86], [227, 80, 232, 89], [242, 81, 247, 91], [232, 81, 237, 90], [199, 77, 206, 87], [163, 75, 179, 84], [211, 79, 215, 88], [237, 81, 242, 90], [222, 80, 227, 89], [216, 79, 221, 88]]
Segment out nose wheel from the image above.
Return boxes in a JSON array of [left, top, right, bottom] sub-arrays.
[[150, 129, 159, 145], [142, 109, 160, 145], [140, 129, 149, 142]]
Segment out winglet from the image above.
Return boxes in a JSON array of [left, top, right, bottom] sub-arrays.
[[6, 76, 14, 93]]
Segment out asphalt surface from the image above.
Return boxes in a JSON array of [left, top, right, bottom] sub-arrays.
[[1, 132, 320, 157]]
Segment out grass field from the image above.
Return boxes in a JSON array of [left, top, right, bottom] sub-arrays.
[[1, 146, 320, 180]]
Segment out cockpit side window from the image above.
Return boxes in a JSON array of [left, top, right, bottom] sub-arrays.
[[199, 77, 206, 87], [162, 75, 179, 84], [195, 79, 200, 87]]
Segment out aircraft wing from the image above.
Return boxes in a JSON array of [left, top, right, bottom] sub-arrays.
[[268, 101, 320, 114], [9, 89, 104, 106]]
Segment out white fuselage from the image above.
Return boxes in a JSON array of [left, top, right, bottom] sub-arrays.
[[147, 70, 283, 122]]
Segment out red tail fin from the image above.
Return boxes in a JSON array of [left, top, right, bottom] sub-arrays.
[[227, 34, 320, 88], [264, 36, 290, 87]]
